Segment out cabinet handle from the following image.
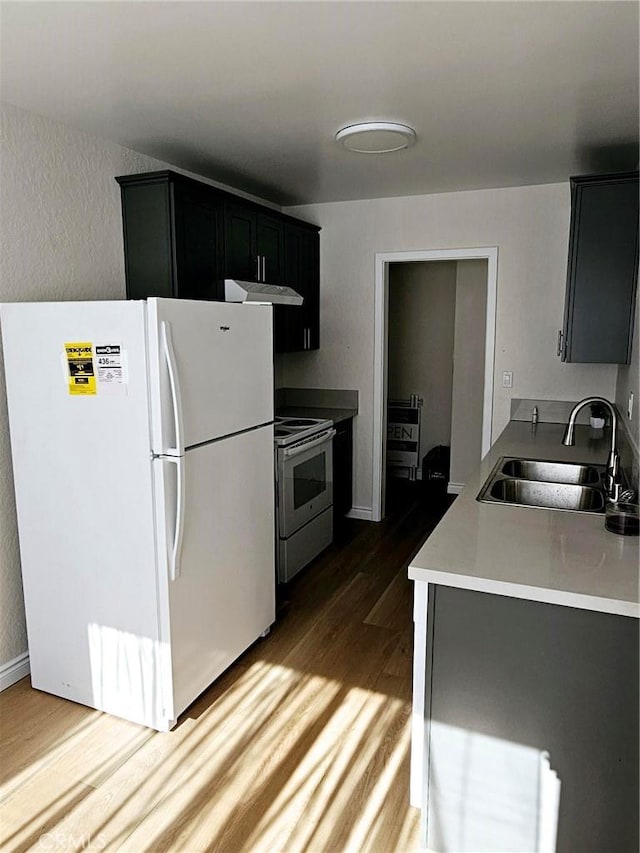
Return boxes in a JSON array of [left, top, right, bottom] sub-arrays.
[[262, 256, 266, 282], [557, 330, 564, 358], [256, 255, 261, 281]]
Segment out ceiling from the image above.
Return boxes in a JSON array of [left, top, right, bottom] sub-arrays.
[[1, 1, 638, 206]]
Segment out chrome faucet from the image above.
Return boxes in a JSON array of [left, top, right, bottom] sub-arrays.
[[562, 397, 621, 500]]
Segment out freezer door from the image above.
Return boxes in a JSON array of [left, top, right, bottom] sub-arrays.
[[147, 299, 274, 453], [153, 423, 275, 718]]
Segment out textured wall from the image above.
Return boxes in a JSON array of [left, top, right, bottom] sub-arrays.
[[0, 104, 178, 668], [388, 262, 456, 462], [282, 184, 619, 513], [450, 260, 488, 486]]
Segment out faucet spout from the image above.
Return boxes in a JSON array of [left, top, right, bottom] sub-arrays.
[[562, 397, 620, 498]]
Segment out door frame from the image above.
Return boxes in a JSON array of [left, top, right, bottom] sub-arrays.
[[372, 247, 498, 521]]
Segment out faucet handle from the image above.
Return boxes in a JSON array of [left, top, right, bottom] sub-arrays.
[[607, 482, 623, 503]]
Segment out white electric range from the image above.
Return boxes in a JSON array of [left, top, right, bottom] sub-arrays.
[[274, 416, 336, 582]]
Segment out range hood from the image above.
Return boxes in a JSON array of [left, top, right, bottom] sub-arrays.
[[224, 279, 303, 306]]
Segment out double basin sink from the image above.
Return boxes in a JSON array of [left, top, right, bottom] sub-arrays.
[[477, 457, 607, 513]]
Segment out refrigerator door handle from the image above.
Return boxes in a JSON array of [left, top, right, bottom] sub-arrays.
[[165, 455, 186, 580], [161, 321, 185, 455]]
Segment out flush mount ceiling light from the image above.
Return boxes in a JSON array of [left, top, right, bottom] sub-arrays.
[[335, 122, 416, 154]]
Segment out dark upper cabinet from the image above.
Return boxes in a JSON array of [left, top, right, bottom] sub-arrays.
[[275, 223, 320, 353], [117, 176, 174, 299], [223, 200, 284, 284], [299, 225, 320, 351], [117, 171, 223, 301], [223, 199, 258, 281], [116, 169, 320, 352], [560, 171, 638, 363], [173, 183, 223, 301], [257, 212, 285, 285]]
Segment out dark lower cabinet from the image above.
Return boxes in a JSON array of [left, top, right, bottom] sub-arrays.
[[424, 586, 639, 852], [332, 419, 353, 529], [117, 170, 320, 353], [561, 171, 638, 363]]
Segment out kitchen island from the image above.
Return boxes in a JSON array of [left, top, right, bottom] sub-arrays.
[[409, 420, 639, 852]]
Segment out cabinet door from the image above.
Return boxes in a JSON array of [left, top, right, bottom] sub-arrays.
[[300, 227, 320, 350], [276, 224, 306, 352], [562, 172, 638, 363], [425, 586, 639, 852], [275, 224, 319, 353], [173, 184, 223, 301], [332, 419, 353, 528], [257, 213, 284, 284], [224, 200, 258, 281], [120, 180, 175, 299]]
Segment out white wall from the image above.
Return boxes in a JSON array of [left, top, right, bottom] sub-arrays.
[[450, 260, 488, 487], [388, 262, 456, 463], [282, 184, 618, 514]]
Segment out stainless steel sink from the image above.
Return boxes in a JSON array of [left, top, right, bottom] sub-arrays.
[[487, 478, 605, 512], [477, 457, 606, 513], [500, 458, 603, 485]]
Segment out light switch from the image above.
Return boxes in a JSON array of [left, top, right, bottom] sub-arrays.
[[502, 371, 513, 389]]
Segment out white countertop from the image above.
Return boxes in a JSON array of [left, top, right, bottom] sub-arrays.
[[408, 421, 640, 618]]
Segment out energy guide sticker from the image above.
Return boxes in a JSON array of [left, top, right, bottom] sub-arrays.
[[95, 344, 126, 385], [65, 342, 96, 395]]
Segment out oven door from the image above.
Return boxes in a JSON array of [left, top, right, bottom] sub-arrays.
[[277, 429, 336, 538]]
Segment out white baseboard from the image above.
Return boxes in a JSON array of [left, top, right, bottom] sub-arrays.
[[346, 506, 374, 521], [0, 652, 30, 692], [447, 482, 465, 495]]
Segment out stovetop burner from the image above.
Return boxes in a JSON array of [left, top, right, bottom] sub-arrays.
[[274, 427, 294, 437], [273, 415, 334, 447]]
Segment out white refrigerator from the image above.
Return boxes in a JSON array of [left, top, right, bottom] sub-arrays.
[[1, 298, 275, 731]]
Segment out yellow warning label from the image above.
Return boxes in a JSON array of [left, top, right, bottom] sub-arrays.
[[65, 342, 97, 395]]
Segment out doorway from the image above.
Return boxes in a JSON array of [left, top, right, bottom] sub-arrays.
[[372, 248, 498, 521]]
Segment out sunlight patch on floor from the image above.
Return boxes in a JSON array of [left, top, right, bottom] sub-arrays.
[[114, 659, 416, 852]]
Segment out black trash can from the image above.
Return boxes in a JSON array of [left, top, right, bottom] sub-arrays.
[[422, 445, 450, 495]]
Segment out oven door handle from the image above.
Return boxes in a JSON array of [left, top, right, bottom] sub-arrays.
[[282, 428, 336, 459]]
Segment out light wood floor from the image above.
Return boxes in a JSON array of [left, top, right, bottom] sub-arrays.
[[0, 484, 453, 853]]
